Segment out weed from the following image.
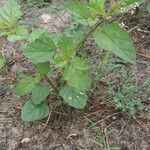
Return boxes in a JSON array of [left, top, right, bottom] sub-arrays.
[[107, 68, 147, 115], [0, 0, 28, 42], [0, 0, 147, 122], [85, 117, 120, 150]]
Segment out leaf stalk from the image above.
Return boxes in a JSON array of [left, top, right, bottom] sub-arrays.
[[45, 76, 59, 93]]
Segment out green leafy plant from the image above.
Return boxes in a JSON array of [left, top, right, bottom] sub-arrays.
[[11, 0, 146, 121], [107, 69, 144, 115], [0, 0, 28, 42], [21, 100, 49, 122]]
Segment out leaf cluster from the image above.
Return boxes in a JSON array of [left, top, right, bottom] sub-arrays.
[[1, 0, 147, 121], [0, 0, 28, 42], [108, 69, 144, 115]]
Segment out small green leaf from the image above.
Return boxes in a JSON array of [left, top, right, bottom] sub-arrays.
[[21, 100, 49, 122], [0, 53, 5, 69], [15, 76, 36, 96], [36, 62, 50, 75], [53, 56, 68, 68], [28, 31, 59, 44], [64, 23, 85, 44], [60, 86, 88, 109], [44, 32, 60, 45], [31, 84, 50, 105], [94, 23, 136, 63], [7, 25, 28, 42], [88, 0, 105, 16], [58, 36, 75, 56], [54, 36, 76, 67], [64, 2, 98, 26], [63, 59, 92, 91], [72, 14, 98, 26], [28, 28, 45, 43], [22, 34, 56, 63], [0, 0, 22, 29]]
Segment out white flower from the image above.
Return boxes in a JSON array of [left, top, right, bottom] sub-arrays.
[[130, 10, 134, 14], [120, 22, 125, 27]]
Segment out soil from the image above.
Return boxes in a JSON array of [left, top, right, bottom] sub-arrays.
[[0, 1, 150, 150]]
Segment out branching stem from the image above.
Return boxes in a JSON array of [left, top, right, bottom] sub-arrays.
[[45, 18, 116, 92], [76, 18, 106, 52], [76, 17, 116, 52], [45, 76, 59, 93]]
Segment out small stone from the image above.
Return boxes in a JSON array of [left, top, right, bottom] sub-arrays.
[[21, 137, 30, 144], [112, 116, 116, 120]]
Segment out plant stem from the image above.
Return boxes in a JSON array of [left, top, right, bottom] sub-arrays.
[[45, 76, 59, 93], [45, 17, 116, 93], [98, 50, 110, 79], [76, 17, 117, 53], [76, 18, 105, 52]]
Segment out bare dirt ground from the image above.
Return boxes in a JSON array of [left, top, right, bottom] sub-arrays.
[[0, 1, 150, 150]]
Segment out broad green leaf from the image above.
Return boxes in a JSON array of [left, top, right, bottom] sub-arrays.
[[28, 28, 45, 43], [93, 23, 136, 63], [28, 31, 59, 44], [64, 23, 85, 44], [64, 2, 89, 19], [31, 84, 50, 105], [21, 100, 49, 122], [0, 53, 5, 69], [0, 0, 22, 29], [73, 14, 98, 26], [53, 56, 69, 68], [54, 36, 76, 67], [74, 59, 88, 70], [22, 34, 56, 63], [60, 86, 88, 109], [64, 1, 99, 25], [7, 25, 28, 42], [63, 59, 92, 91], [15, 76, 36, 96], [36, 62, 50, 75], [58, 36, 75, 55], [44, 32, 60, 45], [88, 0, 105, 16]]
